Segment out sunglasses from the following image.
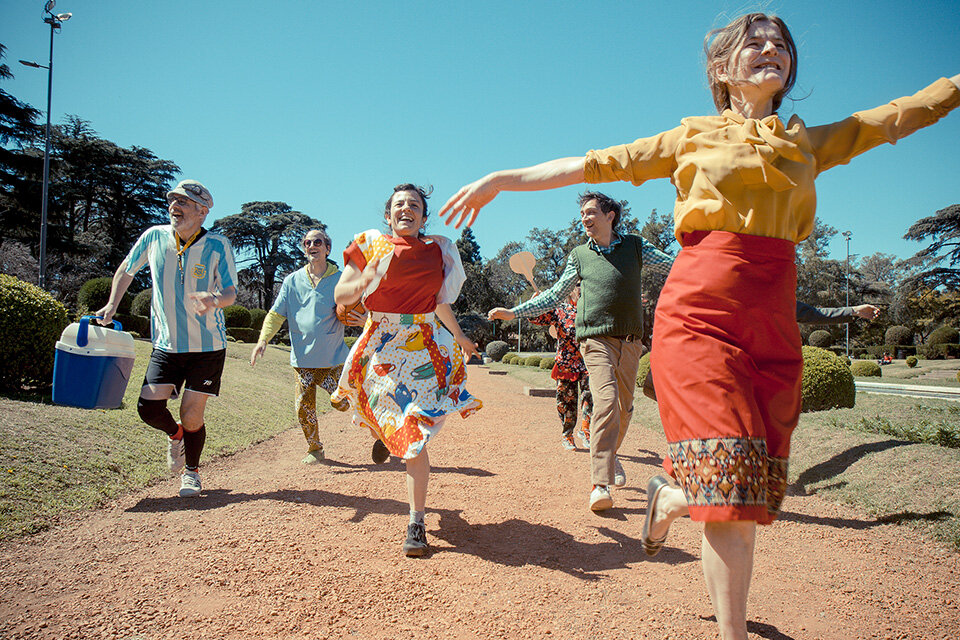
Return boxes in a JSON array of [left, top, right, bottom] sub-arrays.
[[303, 239, 328, 248]]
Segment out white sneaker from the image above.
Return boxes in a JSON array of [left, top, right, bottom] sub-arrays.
[[179, 470, 202, 497], [613, 457, 626, 487], [167, 435, 185, 473], [590, 485, 613, 511]]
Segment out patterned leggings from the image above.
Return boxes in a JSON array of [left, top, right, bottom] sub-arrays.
[[556, 376, 592, 437], [294, 365, 343, 452]]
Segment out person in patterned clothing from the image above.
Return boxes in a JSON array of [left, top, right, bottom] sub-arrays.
[[251, 228, 364, 465], [331, 184, 482, 557], [529, 285, 592, 451]]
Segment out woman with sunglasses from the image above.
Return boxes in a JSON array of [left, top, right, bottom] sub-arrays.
[[331, 183, 482, 557], [251, 228, 364, 464]]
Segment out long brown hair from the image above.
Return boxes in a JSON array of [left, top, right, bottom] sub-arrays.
[[704, 13, 798, 114]]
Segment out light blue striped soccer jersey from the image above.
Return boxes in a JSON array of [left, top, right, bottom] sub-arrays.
[[124, 225, 238, 353]]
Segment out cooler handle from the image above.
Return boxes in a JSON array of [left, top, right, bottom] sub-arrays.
[[77, 315, 123, 347]]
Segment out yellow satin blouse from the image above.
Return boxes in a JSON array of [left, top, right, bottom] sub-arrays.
[[584, 78, 960, 243]]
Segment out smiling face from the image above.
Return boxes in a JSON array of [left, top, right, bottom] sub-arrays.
[[168, 195, 208, 239], [721, 20, 792, 106], [580, 198, 615, 244], [301, 230, 330, 266], [386, 190, 426, 237]]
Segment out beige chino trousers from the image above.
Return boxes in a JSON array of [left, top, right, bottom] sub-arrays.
[[579, 336, 644, 486]]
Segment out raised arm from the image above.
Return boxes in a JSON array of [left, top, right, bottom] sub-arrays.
[[335, 259, 379, 306], [440, 157, 586, 229]]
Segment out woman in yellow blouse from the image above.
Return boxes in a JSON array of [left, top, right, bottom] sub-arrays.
[[440, 12, 959, 640]]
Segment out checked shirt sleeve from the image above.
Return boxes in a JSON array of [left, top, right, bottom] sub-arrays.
[[640, 238, 674, 276], [511, 256, 579, 318]]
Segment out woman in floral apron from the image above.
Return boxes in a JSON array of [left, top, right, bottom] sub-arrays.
[[332, 183, 482, 557]]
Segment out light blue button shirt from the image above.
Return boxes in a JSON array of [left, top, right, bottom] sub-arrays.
[[270, 265, 350, 368]]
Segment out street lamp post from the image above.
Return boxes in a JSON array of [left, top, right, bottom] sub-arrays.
[[842, 231, 852, 359], [18, 1, 71, 290]]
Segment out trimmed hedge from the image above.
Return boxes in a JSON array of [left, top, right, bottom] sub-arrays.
[[0, 275, 70, 390], [539, 356, 556, 370], [850, 360, 882, 377], [927, 325, 959, 345], [223, 304, 251, 328], [249, 308, 267, 331], [884, 325, 913, 346], [808, 329, 834, 348], [226, 327, 260, 343], [917, 343, 960, 360], [866, 344, 915, 359], [636, 352, 652, 389], [906, 355, 918, 368], [524, 355, 543, 367], [131, 288, 152, 316], [113, 313, 150, 337], [77, 276, 131, 316], [801, 346, 856, 412], [485, 340, 510, 362]]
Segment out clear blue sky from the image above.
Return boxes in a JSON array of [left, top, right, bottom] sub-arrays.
[[3, 0, 958, 266]]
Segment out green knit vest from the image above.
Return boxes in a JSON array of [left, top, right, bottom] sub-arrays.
[[570, 235, 644, 341]]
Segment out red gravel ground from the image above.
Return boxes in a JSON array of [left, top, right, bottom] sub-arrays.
[[1, 367, 958, 639]]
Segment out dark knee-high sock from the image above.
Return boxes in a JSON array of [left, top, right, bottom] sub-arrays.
[[137, 399, 180, 437], [183, 425, 206, 471]]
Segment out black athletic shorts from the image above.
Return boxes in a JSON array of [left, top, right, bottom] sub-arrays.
[[142, 349, 227, 397]]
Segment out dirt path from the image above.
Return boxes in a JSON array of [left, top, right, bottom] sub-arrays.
[[1, 366, 958, 640]]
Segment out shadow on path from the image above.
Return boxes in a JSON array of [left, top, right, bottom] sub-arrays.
[[777, 508, 952, 530], [700, 616, 797, 640], [322, 458, 495, 477], [429, 508, 697, 580], [792, 439, 910, 492]]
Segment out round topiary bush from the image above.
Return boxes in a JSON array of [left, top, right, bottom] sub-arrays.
[[0, 275, 70, 390], [485, 340, 510, 362], [249, 308, 267, 331], [850, 360, 882, 377], [801, 346, 856, 412], [808, 329, 834, 348], [884, 325, 913, 346], [223, 304, 251, 328], [926, 325, 959, 345], [131, 287, 152, 317], [636, 352, 652, 388], [77, 276, 131, 316], [540, 356, 556, 370], [524, 355, 543, 367], [905, 355, 918, 368]]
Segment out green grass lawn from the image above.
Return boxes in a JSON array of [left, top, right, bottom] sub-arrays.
[[856, 358, 960, 386], [0, 339, 305, 541], [492, 360, 960, 551]]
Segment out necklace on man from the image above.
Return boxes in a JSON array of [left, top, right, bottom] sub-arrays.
[[175, 228, 203, 284]]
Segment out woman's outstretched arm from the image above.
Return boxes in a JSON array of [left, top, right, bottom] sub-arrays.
[[440, 156, 586, 229]]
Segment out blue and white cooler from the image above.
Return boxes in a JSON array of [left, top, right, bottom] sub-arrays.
[[53, 316, 136, 409]]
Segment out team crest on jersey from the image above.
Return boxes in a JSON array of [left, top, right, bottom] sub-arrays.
[[192, 264, 207, 279]]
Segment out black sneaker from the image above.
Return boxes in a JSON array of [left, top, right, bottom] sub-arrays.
[[372, 439, 390, 464], [402, 522, 428, 557]]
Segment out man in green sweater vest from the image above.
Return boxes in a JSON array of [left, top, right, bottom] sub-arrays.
[[489, 192, 673, 511]]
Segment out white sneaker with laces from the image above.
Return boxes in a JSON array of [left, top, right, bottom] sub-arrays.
[[613, 457, 626, 487], [179, 470, 202, 497], [590, 485, 613, 511], [167, 436, 185, 473]]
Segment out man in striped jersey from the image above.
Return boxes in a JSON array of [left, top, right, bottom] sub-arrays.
[[95, 179, 238, 498]]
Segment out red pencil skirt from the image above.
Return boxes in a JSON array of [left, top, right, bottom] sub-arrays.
[[652, 230, 802, 525]]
